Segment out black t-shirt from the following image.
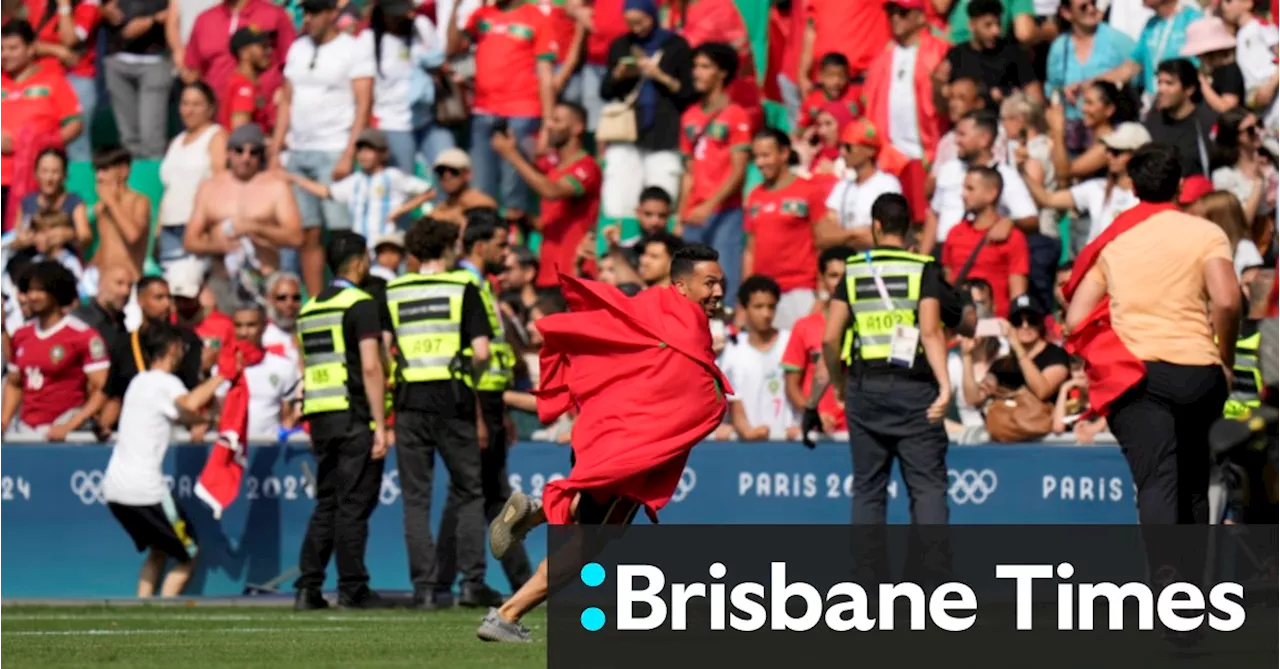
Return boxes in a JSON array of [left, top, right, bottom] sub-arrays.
[[1143, 103, 1217, 177], [946, 41, 1037, 96], [71, 301, 127, 354], [832, 253, 961, 381], [105, 326, 203, 398], [1211, 64, 1245, 102], [108, 0, 169, 56], [396, 282, 495, 415], [990, 342, 1070, 390]]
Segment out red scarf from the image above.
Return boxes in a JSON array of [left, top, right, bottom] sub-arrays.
[[195, 339, 266, 519], [536, 274, 731, 524], [1063, 201, 1175, 416]]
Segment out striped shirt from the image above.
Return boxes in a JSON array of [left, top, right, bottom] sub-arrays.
[[329, 167, 433, 247]]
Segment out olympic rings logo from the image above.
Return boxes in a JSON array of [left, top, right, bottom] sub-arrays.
[[70, 470, 106, 506], [671, 467, 697, 503], [379, 470, 401, 506], [948, 468, 998, 505]]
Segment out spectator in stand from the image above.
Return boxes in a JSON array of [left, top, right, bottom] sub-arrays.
[[580, 0, 627, 131], [1103, 0, 1202, 105], [262, 271, 301, 365], [1050, 356, 1102, 441], [719, 275, 796, 441], [783, 244, 853, 439], [950, 278, 1000, 435], [606, 185, 672, 247], [158, 81, 226, 268], [944, 0, 1043, 103], [1045, 0, 1135, 155], [927, 111, 1038, 257], [597, 244, 645, 293], [863, 0, 949, 165], [1022, 121, 1148, 242], [772, 0, 807, 128], [100, 0, 172, 159], [798, 0, 887, 97], [795, 52, 859, 132], [1143, 59, 1217, 178], [181, 0, 293, 112], [792, 100, 853, 180], [494, 100, 600, 289], [89, 147, 151, 283], [942, 166, 1030, 316], [167, 257, 233, 374], [743, 128, 823, 329], [1212, 107, 1273, 222], [1, 260, 108, 437], [1003, 92, 1057, 234], [1197, 190, 1265, 286], [942, 0, 1036, 46], [30, 0, 100, 162], [537, 0, 585, 107], [218, 303, 300, 441], [636, 230, 681, 288], [1045, 81, 1137, 195], [1180, 17, 1245, 115], [371, 232, 405, 283], [680, 42, 751, 298], [599, 0, 693, 230], [1218, 0, 1278, 111], [273, 0, 374, 296], [447, 0, 556, 229], [72, 266, 132, 351], [498, 245, 539, 326], [968, 293, 1070, 408], [929, 76, 1002, 180], [816, 122, 903, 249], [670, 0, 764, 132], [367, 0, 449, 173], [220, 27, 274, 132], [429, 149, 497, 228], [14, 148, 92, 254]]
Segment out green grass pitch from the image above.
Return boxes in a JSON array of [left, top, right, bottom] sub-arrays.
[[2, 605, 547, 668]]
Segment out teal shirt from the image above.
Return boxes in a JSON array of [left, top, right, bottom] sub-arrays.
[[1131, 6, 1203, 93], [947, 0, 1035, 44]]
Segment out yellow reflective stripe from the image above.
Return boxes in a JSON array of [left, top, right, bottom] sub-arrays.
[[1236, 354, 1258, 368], [851, 299, 917, 313], [403, 354, 457, 368], [845, 263, 926, 278], [857, 334, 894, 346], [387, 284, 467, 300], [299, 313, 344, 329], [305, 387, 348, 399], [398, 322, 458, 335], [305, 352, 345, 365]]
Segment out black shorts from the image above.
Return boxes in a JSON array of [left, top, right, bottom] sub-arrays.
[[109, 494, 199, 563], [574, 493, 641, 525]]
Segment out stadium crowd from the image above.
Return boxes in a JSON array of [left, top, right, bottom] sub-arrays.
[[1, 0, 1277, 447]]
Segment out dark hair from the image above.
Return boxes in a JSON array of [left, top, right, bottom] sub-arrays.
[[326, 231, 370, 274], [24, 260, 79, 307], [182, 81, 218, 111], [605, 244, 641, 271], [752, 127, 799, 166], [1, 19, 35, 43], [1157, 58, 1199, 96], [405, 217, 459, 262], [963, 109, 1000, 143], [737, 274, 781, 307], [968, 0, 1004, 19], [967, 165, 1005, 198], [871, 193, 912, 237], [92, 146, 132, 171], [819, 52, 850, 71], [1128, 143, 1182, 203], [534, 290, 567, 317], [693, 42, 739, 85], [819, 245, 854, 271], [670, 243, 719, 281], [136, 275, 168, 296], [34, 147, 68, 173], [1212, 107, 1255, 169], [962, 277, 994, 298], [371, 1, 413, 79], [511, 244, 539, 271], [462, 208, 504, 253], [1088, 80, 1137, 124], [141, 322, 185, 366], [639, 230, 684, 258], [638, 186, 673, 206], [557, 99, 588, 128]]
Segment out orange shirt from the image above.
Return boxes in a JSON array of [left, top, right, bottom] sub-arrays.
[[679, 101, 752, 213], [465, 3, 558, 118], [1, 63, 81, 185]]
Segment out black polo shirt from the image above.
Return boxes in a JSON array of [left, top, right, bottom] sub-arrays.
[[105, 325, 204, 397], [395, 280, 494, 416], [71, 300, 127, 353]]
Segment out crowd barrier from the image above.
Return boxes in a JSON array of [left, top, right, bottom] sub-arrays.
[[0, 440, 1137, 598]]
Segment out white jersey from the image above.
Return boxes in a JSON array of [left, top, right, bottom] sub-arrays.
[[216, 352, 301, 441], [719, 330, 796, 439], [261, 322, 300, 367]]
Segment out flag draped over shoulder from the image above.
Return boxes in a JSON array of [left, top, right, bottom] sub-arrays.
[[195, 339, 265, 519], [536, 275, 731, 525]]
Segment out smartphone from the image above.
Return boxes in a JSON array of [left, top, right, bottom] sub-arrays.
[[491, 118, 509, 137], [975, 318, 1002, 337]]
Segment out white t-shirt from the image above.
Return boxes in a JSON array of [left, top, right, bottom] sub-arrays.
[[284, 33, 376, 152], [104, 370, 188, 506], [329, 168, 434, 244], [947, 352, 986, 429], [824, 171, 902, 230], [1236, 18, 1278, 92], [888, 44, 924, 160], [215, 353, 301, 442], [1069, 178, 1139, 242], [930, 160, 1038, 242], [363, 17, 439, 132], [1235, 239, 1265, 279], [261, 322, 300, 367], [719, 331, 796, 439]]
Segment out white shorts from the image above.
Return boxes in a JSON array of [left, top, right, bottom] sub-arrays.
[[601, 145, 684, 220]]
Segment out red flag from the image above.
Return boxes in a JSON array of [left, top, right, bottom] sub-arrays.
[[195, 339, 266, 519], [1064, 201, 1174, 416], [536, 275, 731, 525]]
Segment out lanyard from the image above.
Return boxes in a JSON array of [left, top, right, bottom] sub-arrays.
[[865, 253, 897, 312]]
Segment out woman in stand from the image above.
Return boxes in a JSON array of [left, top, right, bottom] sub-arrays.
[[1044, 0, 1134, 153], [157, 82, 225, 268], [1211, 107, 1273, 223], [966, 294, 1070, 406], [367, 0, 451, 174]]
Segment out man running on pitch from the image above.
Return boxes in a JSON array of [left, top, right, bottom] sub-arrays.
[[477, 244, 732, 643]]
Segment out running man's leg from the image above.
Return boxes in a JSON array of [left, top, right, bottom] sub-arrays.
[[138, 549, 165, 597]]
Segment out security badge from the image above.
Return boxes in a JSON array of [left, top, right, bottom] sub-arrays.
[[888, 324, 919, 368]]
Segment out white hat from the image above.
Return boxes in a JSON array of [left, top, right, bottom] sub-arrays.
[[164, 258, 206, 299], [373, 231, 405, 250], [1100, 123, 1153, 152]]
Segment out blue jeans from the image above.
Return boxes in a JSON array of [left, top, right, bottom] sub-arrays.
[[287, 149, 352, 230], [67, 75, 97, 162], [469, 114, 540, 216], [776, 75, 801, 132], [155, 225, 188, 265], [682, 207, 744, 299], [580, 64, 606, 132], [385, 124, 456, 176]]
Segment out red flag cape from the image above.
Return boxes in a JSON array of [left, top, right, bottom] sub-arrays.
[[536, 275, 731, 525], [195, 339, 266, 519], [1063, 201, 1174, 416]]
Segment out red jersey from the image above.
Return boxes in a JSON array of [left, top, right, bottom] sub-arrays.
[[7, 315, 108, 427], [26, 0, 100, 78], [805, 0, 889, 77], [535, 0, 576, 64], [797, 85, 863, 129], [676, 0, 763, 132], [941, 221, 1030, 317], [466, 3, 558, 118], [1, 63, 81, 185], [679, 101, 752, 214], [781, 310, 846, 430], [585, 0, 627, 66], [193, 310, 236, 358], [779, 0, 807, 84], [184, 0, 294, 108], [745, 176, 824, 291], [220, 70, 275, 134], [535, 151, 602, 287]]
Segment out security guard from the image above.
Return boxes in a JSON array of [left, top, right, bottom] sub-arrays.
[[1224, 332, 1262, 419], [388, 217, 500, 609], [294, 232, 389, 610], [432, 208, 533, 603], [821, 193, 972, 526]]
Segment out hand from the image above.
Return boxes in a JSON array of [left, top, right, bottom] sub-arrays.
[[798, 77, 814, 97], [800, 408, 822, 449], [153, 9, 167, 22], [637, 54, 663, 80], [1221, 362, 1235, 395], [833, 380, 846, 407], [685, 201, 714, 226], [926, 389, 951, 424], [1045, 104, 1066, 137], [371, 427, 389, 460], [990, 87, 1005, 103], [476, 418, 489, 450], [13, 226, 36, 249], [1198, 73, 1214, 98], [46, 423, 72, 442], [998, 318, 1016, 342], [744, 425, 770, 441], [536, 127, 550, 156], [785, 425, 801, 441], [959, 336, 976, 356], [100, 0, 123, 24], [189, 423, 209, 443], [602, 225, 621, 246], [490, 129, 517, 157], [612, 59, 639, 80], [331, 151, 354, 181], [978, 375, 998, 399], [1064, 82, 1083, 106], [1073, 420, 1097, 445]]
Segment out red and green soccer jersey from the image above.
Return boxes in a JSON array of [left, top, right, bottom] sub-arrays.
[[465, 2, 559, 118], [797, 84, 864, 129], [535, 151, 602, 288], [679, 102, 752, 214], [781, 310, 847, 431], [1, 63, 82, 185], [220, 71, 276, 135], [745, 176, 824, 292]]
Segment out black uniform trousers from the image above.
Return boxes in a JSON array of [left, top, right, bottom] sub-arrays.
[[396, 403, 486, 596], [434, 391, 534, 592], [295, 412, 385, 598]]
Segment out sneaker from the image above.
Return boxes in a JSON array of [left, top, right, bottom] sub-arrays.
[[476, 607, 532, 643], [490, 492, 540, 559]]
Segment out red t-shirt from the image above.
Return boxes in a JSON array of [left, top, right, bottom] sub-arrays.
[[585, 0, 627, 66], [797, 85, 863, 129], [535, 0, 576, 64], [7, 315, 108, 427], [942, 221, 1030, 317], [1, 63, 81, 185], [27, 0, 100, 78], [466, 3, 558, 118], [220, 70, 275, 134], [679, 102, 752, 214], [193, 310, 236, 359], [535, 151, 602, 287], [184, 0, 294, 107], [745, 176, 824, 291], [779, 0, 807, 84], [781, 310, 846, 430], [805, 0, 888, 77]]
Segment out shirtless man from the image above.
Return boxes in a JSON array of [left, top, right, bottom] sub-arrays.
[[89, 148, 151, 283], [430, 148, 496, 228], [184, 124, 303, 313]]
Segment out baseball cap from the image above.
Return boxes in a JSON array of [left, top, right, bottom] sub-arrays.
[[164, 258, 207, 300], [841, 119, 882, 151], [355, 128, 389, 150], [884, 0, 926, 10], [1007, 294, 1046, 323], [373, 231, 405, 251], [1178, 175, 1214, 205], [228, 123, 267, 150], [433, 148, 472, 171], [1099, 122, 1152, 152], [229, 26, 272, 56]]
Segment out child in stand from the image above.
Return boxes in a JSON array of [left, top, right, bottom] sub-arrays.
[[796, 52, 862, 132], [1053, 356, 1108, 444]]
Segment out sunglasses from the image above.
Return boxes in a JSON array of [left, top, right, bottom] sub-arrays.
[[1073, 0, 1096, 11], [434, 166, 461, 177], [1240, 124, 1259, 137], [1012, 317, 1040, 328], [231, 145, 264, 157], [274, 293, 302, 303]]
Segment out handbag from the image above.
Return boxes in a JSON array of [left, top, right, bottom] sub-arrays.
[[432, 70, 469, 127], [985, 386, 1054, 443], [595, 50, 663, 145]]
